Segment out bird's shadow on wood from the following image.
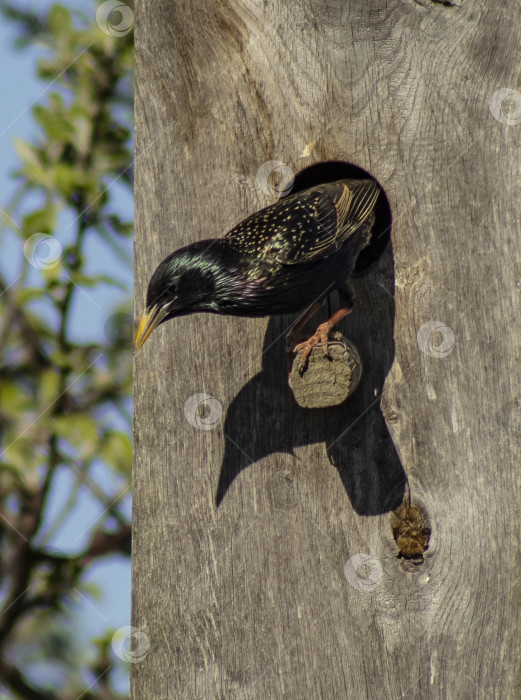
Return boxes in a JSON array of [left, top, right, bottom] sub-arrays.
[[216, 241, 406, 515]]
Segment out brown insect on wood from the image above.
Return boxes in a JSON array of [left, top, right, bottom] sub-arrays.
[[392, 500, 431, 564]]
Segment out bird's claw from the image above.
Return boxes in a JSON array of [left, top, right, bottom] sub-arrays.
[[293, 323, 333, 374]]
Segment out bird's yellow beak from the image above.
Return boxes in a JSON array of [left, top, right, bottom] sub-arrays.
[[134, 305, 163, 353]]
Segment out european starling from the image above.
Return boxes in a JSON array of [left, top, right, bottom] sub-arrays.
[[135, 179, 380, 370]]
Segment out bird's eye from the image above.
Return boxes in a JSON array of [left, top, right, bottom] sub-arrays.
[[162, 281, 177, 299], [154, 282, 177, 308]]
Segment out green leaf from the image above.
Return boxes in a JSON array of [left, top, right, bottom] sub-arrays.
[[100, 431, 132, 476], [16, 287, 48, 305], [51, 163, 97, 199], [47, 4, 72, 36], [13, 137, 37, 164], [22, 206, 57, 236], [39, 368, 61, 406], [53, 414, 99, 457], [3, 437, 41, 488], [106, 214, 133, 237], [0, 461, 25, 490], [34, 102, 74, 144], [13, 137, 50, 188], [41, 259, 63, 283], [0, 382, 32, 419]]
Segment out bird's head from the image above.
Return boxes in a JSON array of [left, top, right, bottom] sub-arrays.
[[134, 240, 225, 352]]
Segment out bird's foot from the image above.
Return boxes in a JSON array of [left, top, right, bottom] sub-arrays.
[[293, 321, 334, 373], [285, 329, 306, 373], [286, 338, 301, 374]]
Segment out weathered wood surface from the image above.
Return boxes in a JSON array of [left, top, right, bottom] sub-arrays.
[[133, 1, 521, 697]]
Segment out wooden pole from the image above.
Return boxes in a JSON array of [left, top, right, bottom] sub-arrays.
[[133, 1, 521, 697]]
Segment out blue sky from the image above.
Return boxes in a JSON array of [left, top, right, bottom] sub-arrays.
[[0, 0, 133, 692]]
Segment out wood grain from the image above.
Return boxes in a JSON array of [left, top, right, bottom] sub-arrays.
[[133, 1, 521, 697]]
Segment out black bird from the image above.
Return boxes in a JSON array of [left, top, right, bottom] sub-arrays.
[[134, 179, 380, 370]]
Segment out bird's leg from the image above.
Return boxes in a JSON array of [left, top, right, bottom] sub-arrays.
[[293, 307, 352, 371], [293, 286, 354, 373]]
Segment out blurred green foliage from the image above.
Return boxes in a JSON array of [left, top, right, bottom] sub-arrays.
[[0, 2, 133, 698]]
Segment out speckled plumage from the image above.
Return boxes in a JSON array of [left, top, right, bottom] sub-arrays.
[[135, 179, 380, 357], [224, 179, 377, 265]]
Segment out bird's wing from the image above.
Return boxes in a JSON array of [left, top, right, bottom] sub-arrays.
[[261, 179, 380, 265]]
